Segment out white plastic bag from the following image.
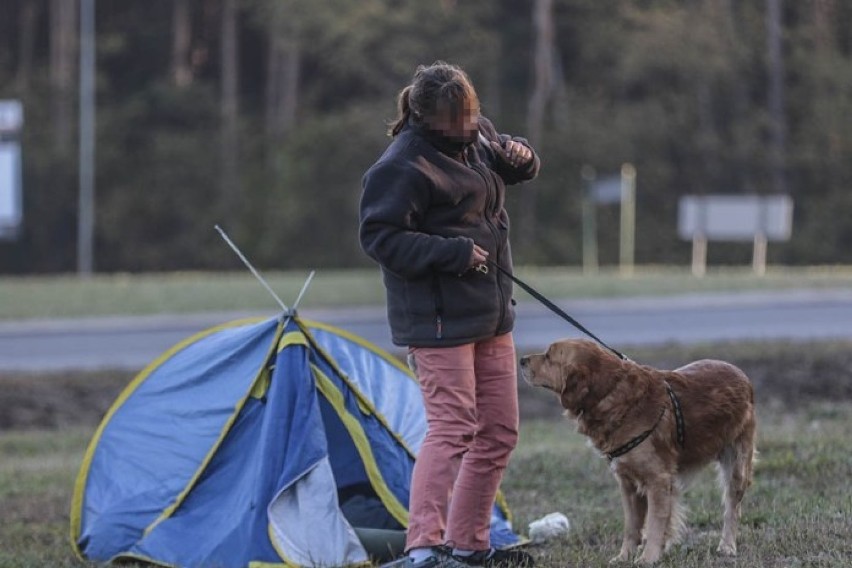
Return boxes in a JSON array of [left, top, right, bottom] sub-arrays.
[[528, 512, 571, 543]]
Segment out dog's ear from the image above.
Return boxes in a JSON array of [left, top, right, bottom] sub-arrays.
[[560, 383, 589, 413], [558, 351, 591, 414], [577, 341, 606, 375]]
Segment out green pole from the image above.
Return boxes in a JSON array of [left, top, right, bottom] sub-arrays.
[[77, 0, 96, 276], [619, 163, 636, 277], [581, 165, 598, 275]]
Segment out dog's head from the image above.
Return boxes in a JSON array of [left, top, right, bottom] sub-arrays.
[[520, 339, 616, 414]]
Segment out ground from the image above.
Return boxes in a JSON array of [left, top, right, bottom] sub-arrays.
[[2, 339, 851, 429], [1, 340, 851, 567]]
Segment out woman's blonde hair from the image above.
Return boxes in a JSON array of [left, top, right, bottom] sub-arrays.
[[388, 61, 480, 137]]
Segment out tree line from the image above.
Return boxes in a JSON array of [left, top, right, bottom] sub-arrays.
[[1, 0, 851, 274]]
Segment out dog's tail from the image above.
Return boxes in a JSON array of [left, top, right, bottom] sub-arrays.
[[717, 418, 757, 510]]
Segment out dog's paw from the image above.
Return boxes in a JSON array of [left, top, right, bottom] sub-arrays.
[[636, 550, 661, 565], [717, 540, 737, 556], [609, 546, 636, 565]]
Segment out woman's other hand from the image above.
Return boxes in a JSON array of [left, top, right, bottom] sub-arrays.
[[490, 140, 533, 168]]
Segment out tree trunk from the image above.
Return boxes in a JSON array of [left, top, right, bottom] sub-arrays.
[[50, 0, 78, 157], [171, 0, 193, 87], [521, 0, 555, 251], [220, 0, 240, 218], [688, 0, 719, 194], [526, 0, 554, 161], [187, 0, 217, 77], [264, 18, 300, 147], [766, 0, 788, 194], [721, 0, 757, 193], [16, 0, 40, 93], [812, 0, 836, 52]]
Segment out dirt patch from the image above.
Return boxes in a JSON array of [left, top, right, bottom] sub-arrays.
[[2, 340, 851, 430], [517, 340, 852, 421], [0, 371, 134, 431]]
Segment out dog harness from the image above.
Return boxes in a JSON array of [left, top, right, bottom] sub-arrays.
[[606, 381, 685, 461]]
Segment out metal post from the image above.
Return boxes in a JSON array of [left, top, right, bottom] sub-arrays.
[[77, 0, 96, 275], [752, 233, 768, 276], [581, 165, 598, 274], [619, 163, 636, 277], [692, 235, 707, 277], [753, 196, 769, 276]]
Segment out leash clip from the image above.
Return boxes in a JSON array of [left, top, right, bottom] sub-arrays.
[[474, 263, 489, 274]]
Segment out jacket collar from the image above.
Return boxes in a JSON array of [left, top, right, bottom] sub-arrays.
[[407, 118, 474, 160]]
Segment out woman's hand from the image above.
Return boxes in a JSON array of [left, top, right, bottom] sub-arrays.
[[469, 243, 489, 271], [490, 140, 533, 168]]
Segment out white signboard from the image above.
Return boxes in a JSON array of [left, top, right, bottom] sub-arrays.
[[0, 100, 24, 133], [0, 100, 23, 239], [590, 175, 623, 204], [0, 142, 23, 239], [678, 195, 793, 242]]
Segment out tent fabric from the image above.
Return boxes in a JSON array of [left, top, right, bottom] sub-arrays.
[[71, 315, 522, 567], [267, 457, 368, 566], [71, 317, 282, 563]]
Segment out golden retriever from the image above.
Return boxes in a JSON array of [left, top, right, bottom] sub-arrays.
[[519, 339, 756, 565]]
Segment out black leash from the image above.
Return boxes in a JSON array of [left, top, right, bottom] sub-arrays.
[[486, 260, 627, 361], [484, 260, 687, 453]]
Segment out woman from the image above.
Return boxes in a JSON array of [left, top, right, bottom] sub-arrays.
[[359, 62, 539, 568]]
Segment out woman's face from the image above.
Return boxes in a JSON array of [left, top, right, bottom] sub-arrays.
[[423, 97, 480, 144]]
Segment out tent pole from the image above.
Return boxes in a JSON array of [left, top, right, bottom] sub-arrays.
[[214, 225, 290, 313], [291, 271, 315, 312]]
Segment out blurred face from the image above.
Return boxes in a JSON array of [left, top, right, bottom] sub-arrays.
[[423, 97, 480, 145]]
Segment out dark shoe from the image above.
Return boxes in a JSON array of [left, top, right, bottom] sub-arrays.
[[379, 557, 413, 568], [452, 547, 535, 567], [380, 550, 471, 568]]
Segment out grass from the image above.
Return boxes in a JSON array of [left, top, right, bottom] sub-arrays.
[[0, 265, 850, 320], [0, 429, 92, 568], [504, 402, 852, 567], [2, 268, 850, 566], [1, 402, 850, 567]]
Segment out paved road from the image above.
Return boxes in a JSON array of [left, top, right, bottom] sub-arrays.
[[1, 288, 851, 373]]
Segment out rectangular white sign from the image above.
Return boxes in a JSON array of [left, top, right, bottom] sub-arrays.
[[0, 142, 22, 239], [0, 100, 24, 133], [678, 195, 793, 241]]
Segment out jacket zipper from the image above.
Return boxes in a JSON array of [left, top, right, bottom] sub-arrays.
[[431, 274, 444, 339], [471, 162, 507, 334]]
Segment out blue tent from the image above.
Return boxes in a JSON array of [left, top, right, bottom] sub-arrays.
[[71, 315, 521, 567]]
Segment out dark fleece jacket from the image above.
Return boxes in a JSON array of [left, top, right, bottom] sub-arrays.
[[359, 116, 540, 347]]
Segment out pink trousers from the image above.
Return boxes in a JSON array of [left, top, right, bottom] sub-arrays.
[[405, 332, 519, 551]]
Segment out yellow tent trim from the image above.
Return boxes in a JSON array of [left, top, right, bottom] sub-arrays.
[[109, 552, 180, 568], [69, 316, 270, 560], [494, 490, 512, 524], [297, 319, 417, 460], [277, 330, 309, 351], [301, 319, 414, 379], [313, 364, 409, 528], [251, 330, 308, 399], [139, 319, 285, 539], [250, 365, 272, 399]]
